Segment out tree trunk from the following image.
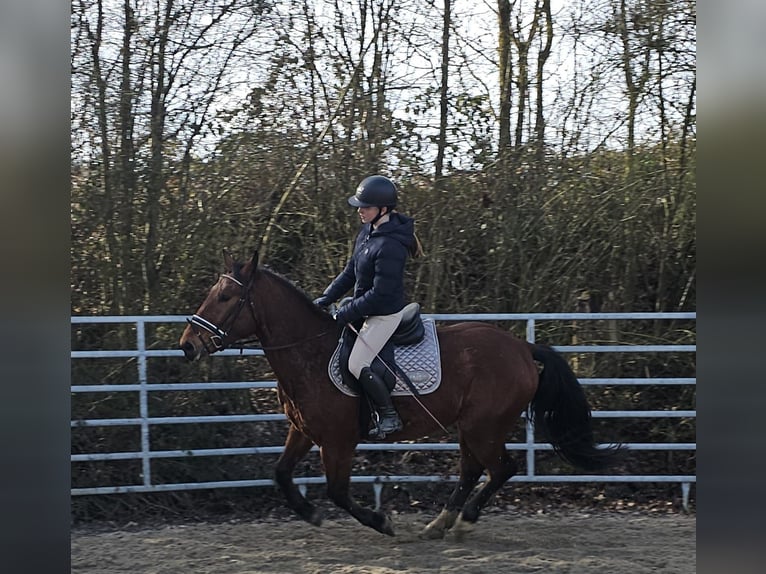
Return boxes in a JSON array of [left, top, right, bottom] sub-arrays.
[[425, 0, 452, 313], [497, 0, 513, 166], [534, 0, 553, 163], [144, 0, 174, 310], [434, 0, 451, 185], [117, 0, 139, 312], [616, 0, 651, 177], [514, 40, 529, 151], [87, 0, 119, 314]]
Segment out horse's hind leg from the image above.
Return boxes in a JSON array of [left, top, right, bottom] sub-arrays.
[[452, 432, 518, 536], [420, 435, 485, 540], [320, 443, 395, 536], [275, 424, 321, 526]]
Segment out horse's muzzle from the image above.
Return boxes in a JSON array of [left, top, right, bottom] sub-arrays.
[[180, 339, 200, 361]]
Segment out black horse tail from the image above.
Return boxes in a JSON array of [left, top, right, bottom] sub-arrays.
[[529, 344, 624, 471]]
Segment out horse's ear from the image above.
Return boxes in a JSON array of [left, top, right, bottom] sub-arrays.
[[249, 250, 259, 278], [223, 249, 235, 273]]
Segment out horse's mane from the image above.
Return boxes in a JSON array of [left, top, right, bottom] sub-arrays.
[[234, 262, 332, 321]]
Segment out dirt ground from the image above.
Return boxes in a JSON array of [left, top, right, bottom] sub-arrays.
[[71, 508, 695, 574]]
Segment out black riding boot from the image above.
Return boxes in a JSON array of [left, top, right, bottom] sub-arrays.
[[358, 367, 402, 439]]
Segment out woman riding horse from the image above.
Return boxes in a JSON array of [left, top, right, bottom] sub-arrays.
[[314, 175, 422, 439]]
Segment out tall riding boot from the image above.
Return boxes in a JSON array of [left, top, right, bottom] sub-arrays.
[[358, 367, 403, 439]]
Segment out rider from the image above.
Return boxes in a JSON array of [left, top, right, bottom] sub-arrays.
[[314, 175, 421, 439]]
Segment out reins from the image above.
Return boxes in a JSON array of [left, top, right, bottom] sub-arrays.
[[255, 328, 333, 351], [227, 328, 333, 353]]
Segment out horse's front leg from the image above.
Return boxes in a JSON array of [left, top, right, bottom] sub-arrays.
[[320, 443, 395, 536], [275, 423, 321, 526]]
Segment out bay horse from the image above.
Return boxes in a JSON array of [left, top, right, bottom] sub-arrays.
[[179, 250, 622, 537]]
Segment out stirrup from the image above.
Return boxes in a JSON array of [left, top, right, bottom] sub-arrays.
[[368, 411, 402, 439], [368, 423, 386, 440]]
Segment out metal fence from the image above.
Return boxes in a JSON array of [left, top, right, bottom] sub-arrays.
[[71, 312, 696, 510]]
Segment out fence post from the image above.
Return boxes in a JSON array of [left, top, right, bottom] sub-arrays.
[[136, 319, 152, 487], [525, 319, 536, 478]]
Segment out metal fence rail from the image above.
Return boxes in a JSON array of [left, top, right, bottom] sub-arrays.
[[71, 313, 696, 509]]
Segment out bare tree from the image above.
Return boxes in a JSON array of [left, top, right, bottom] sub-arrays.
[[615, 0, 651, 175], [497, 0, 513, 164], [71, 0, 274, 312], [434, 0, 451, 186], [533, 0, 553, 161], [70, 0, 695, 321]]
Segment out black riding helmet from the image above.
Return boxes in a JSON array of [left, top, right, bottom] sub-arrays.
[[348, 175, 398, 208]]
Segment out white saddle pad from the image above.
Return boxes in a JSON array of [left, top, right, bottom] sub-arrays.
[[328, 318, 442, 397]]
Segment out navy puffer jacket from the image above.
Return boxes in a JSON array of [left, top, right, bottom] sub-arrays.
[[322, 212, 415, 324]]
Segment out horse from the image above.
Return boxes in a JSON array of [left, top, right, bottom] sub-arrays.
[[179, 250, 623, 538]]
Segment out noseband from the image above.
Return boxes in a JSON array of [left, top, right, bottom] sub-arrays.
[[187, 273, 254, 354]]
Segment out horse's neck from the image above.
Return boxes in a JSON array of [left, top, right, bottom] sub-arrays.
[[251, 271, 334, 349], [250, 272, 335, 402]]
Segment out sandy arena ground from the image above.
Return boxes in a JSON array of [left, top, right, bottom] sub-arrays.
[[71, 509, 695, 573]]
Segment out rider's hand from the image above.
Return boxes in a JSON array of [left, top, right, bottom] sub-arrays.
[[334, 304, 351, 325], [313, 295, 332, 308]]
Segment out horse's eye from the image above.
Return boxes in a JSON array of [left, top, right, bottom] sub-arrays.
[[218, 293, 232, 303]]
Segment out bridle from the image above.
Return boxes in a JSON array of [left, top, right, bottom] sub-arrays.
[[187, 273, 256, 354], [186, 271, 333, 353]]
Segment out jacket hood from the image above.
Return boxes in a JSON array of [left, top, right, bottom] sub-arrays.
[[370, 212, 415, 248]]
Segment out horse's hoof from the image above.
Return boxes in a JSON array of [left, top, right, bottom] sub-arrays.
[[418, 525, 445, 540], [305, 509, 323, 527], [419, 509, 456, 539], [446, 515, 474, 543], [376, 514, 396, 536]]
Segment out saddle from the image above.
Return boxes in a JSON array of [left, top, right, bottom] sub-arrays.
[[328, 302, 442, 397], [391, 302, 426, 345]]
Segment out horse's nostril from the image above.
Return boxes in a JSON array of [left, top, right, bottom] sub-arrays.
[[181, 340, 196, 358]]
